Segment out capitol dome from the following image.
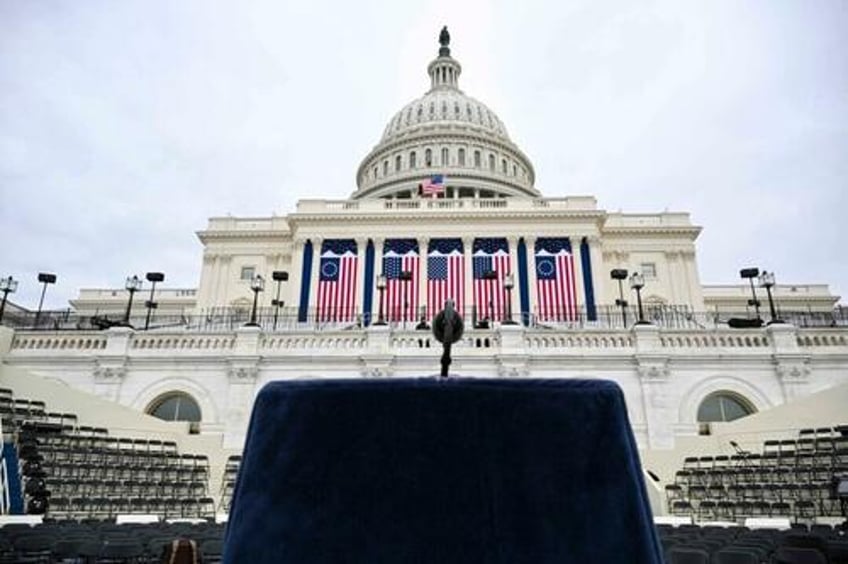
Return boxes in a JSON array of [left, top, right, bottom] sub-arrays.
[[353, 28, 538, 200]]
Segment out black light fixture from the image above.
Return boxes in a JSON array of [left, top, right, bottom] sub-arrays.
[[629, 272, 650, 325], [374, 274, 387, 326], [271, 271, 289, 331], [34, 272, 57, 328], [0, 276, 18, 324], [610, 269, 628, 327], [143, 272, 165, 330], [758, 270, 782, 324], [245, 274, 265, 327], [739, 267, 762, 321], [399, 270, 413, 328], [502, 272, 517, 325], [123, 275, 143, 326]]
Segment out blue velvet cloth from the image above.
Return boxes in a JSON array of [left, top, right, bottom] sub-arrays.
[[224, 378, 662, 564]]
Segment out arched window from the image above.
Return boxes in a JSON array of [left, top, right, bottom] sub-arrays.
[[373, 166, 378, 179], [147, 392, 201, 422], [409, 151, 417, 168], [488, 154, 495, 171], [458, 148, 466, 166], [383, 160, 388, 175], [474, 150, 481, 168], [425, 148, 432, 166], [502, 159, 507, 174], [395, 155, 402, 172], [697, 392, 755, 423], [441, 147, 449, 166]]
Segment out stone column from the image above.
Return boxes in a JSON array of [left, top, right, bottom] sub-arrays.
[[418, 236, 428, 320], [355, 237, 368, 323], [586, 236, 603, 310], [571, 236, 586, 319], [463, 236, 475, 321], [307, 237, 323, 315], [289, 237, 305, 310], [506, 235, 520, 323], [524, 235, 538, 324]]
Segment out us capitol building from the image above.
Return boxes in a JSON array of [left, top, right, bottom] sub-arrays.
[[2, 30, 844, 452]]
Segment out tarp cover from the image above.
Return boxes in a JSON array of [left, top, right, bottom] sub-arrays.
[[224, 378, 662, 564]]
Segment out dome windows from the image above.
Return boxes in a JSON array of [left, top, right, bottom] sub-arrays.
[[458, 148, 466, 167], [488, 154, 495, 171], [409, 151, 417, 169], [383, 160, 388, 176], [425, 148, 432, 167], [441, 147, 449, 166], [502, 159, 507, 174], [395, 155, 402, 172], [474, 150, 481, 168]]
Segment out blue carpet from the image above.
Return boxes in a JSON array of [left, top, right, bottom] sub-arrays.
[[225, 378, 662, 564]]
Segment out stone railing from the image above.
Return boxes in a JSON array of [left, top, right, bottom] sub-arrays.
[[10, 333, 108, 352], [295, 196, 599, 215], [659, 330, 771, 350], [4, 324, 846, 361]]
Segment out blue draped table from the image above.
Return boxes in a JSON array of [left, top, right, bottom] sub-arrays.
[[224, 378, 662, 564]]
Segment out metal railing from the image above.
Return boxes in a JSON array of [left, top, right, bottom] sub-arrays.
[[2, 304, 846, 333]]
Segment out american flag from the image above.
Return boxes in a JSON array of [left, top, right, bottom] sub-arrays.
[[420, 174, 445, 196], [472, 238, 510, 322], [535, 238, 577, 322], [317, 239, 358, 323], [382, 239, 420, 323], [427, 238, 464, 319]]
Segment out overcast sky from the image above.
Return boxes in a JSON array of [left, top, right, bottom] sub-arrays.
[[1, 0, 846, 310]]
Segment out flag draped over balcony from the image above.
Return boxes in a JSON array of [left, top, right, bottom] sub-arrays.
[[473, 238, 510, 322], [427, 238, 464, 319], [535, 237, 578, 322], [383, 239, 420, 322], [317, 239, 358, 323]]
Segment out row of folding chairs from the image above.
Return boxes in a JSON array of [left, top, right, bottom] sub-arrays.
[[42, 461, 209, 483], [44, 477, 207, 498], [46, 495, 217, 520]]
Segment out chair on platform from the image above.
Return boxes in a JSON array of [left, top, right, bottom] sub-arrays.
[[666, 547, 709, 564], [772, 547, 828, 564]]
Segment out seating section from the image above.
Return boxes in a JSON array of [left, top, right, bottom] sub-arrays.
[[666, 426, 848, 523], [0, 520, 224, 563], [658, 522, 848, 564], [1, 387, 216, 521], [219, 454, 241, 513]]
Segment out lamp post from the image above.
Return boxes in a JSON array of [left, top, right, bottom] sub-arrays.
[[740, 268, 761, 320], [629, 272, 650, 325], [610, 269, 628, 328], [374, 274, 387, 326], [503, 272, 517, 325], [245, 274, 265, 327], [0, 276, 18, 324], [34, 272, 57, 328], [758, 270, 782, 324], [271, 271, 289, 331], [399, 270, 413, 329], [143, 272, 164, 330], [123, 275, 143, 326]]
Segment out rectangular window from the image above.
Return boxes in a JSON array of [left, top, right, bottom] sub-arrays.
[[640, 263, 657, 279], [240, 266, 256, 281]]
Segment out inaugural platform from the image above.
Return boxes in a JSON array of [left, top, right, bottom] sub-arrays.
[[224, 378, 662, 563]]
